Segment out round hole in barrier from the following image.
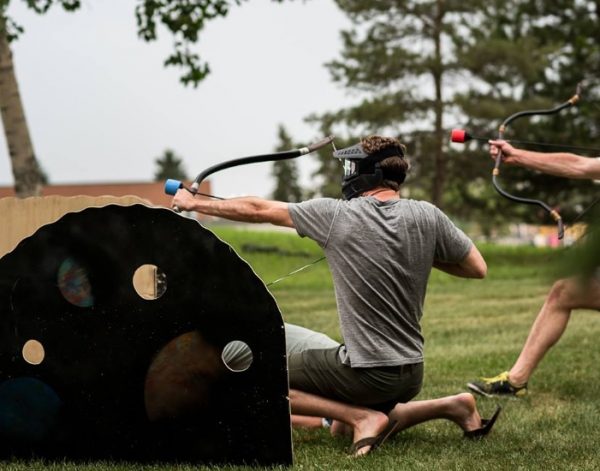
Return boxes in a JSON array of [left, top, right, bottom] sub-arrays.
[[221, 340, 253, 372], [22, 340, 45, 365], [133, 264, 167, 300]]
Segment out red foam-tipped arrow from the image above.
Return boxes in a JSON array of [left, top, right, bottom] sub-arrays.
[[450, 129, 491, 144], [450, 129, 471, 143], [450, 129, 600, 154]]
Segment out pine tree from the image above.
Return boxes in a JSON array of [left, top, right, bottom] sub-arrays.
[[307, 123, 351, 198], [313, 0, 483, 207], [154, 149, 188, 182], [271, 125, 303, 202], [454, 0, 600, 226]]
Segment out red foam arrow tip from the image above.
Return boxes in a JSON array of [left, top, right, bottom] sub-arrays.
[[450, 129, 470, 143]]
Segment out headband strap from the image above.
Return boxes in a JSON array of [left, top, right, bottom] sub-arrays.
[[333, 143, 404, 162]]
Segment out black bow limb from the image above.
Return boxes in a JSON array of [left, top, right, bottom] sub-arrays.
[[492, 82, 584, 240], [165, 135, 335, 203], [189, 135, 335, 193]]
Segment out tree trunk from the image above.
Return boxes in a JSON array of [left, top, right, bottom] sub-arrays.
[[431, 0, 445, 208], [0, 16, 43, 197]]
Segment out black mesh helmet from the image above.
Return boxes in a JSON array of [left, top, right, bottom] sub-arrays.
[[332, 142, 406, 200]]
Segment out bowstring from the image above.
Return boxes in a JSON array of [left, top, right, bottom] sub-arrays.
[[185, 187, 225, 200], [565, 196, 600, 243], [266, 256, 326, 287], [185, 184, 328, 287], [507, 139, 600, 154]]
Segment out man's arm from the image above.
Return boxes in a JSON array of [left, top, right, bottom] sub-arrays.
[[171, 189, 294, 228], [489, 140, 600, 180], [433, 245, 487, 279]]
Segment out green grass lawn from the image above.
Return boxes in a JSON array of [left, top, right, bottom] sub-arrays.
[[5, 226, 600, 470]]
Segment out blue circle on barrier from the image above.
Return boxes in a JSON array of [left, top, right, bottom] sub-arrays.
[[0, 377, 61, 442]]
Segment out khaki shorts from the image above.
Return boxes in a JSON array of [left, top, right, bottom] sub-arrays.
[[288, 346, 423, 413]]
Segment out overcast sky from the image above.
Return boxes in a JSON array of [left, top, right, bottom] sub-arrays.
[[0, 0, 352, 198]]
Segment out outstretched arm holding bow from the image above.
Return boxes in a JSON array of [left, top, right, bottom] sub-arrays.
[[489, 140, 600, 180], [172, 190, 294, 228]]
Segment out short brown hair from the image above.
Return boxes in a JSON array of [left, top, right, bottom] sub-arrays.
[[361, 135, 410, 191]]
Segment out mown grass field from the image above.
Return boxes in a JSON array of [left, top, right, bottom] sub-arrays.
[[4, 226, 600, 470]]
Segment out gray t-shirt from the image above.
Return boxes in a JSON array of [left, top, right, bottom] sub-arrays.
[[288, 197, 472, 368]]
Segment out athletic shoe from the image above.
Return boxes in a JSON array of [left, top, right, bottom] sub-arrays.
[[467, 371, 527, 398]]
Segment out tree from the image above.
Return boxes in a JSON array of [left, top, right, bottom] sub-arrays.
[[314, 0, 599, 233], [154, 148, 188, 182], [0, 4, 54, 197], [1, 0, 292, 196], [312, 1, 481, 207], [310, 1, 599, 223], [454, 0, 600, 227], [306, 123, 350, 198], [271, 125, 303, 202]]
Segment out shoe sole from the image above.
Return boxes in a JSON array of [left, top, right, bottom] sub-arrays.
[[467, 382, 527, 398], [466, 382, 493, 398]]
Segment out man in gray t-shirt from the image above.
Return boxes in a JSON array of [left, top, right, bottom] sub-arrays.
[[289, 197, 471, 368], [172, 135, 497, 456]]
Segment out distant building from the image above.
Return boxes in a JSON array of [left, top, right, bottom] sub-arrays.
[[0, 180, 215, 257], [0, 180, 211, 211]]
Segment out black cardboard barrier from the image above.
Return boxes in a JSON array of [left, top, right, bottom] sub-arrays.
[[0, 204, 292, 466]]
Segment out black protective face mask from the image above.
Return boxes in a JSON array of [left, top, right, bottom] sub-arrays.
[[333, 142, 405, 200]]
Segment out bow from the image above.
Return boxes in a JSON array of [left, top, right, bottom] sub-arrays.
[[491, 82, 584, 240], [165, 135, 335, 201], [164, 136, 336, 286]]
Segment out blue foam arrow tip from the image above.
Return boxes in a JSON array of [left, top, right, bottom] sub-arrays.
[[164, 179, 183, 195]]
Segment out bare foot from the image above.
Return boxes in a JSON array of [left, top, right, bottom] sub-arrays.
[[447, 393, 482, 433], [386, 392, 483, 436], [386, 401, 419, 438], [350, 410, 389, 457]]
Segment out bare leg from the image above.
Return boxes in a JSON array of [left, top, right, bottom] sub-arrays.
[[330, 419, 352, 437], [289, 388, 388, 456], [388, 392, 482, 435], [291, 414, 325, 429], [509, 277, 600, 386]]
